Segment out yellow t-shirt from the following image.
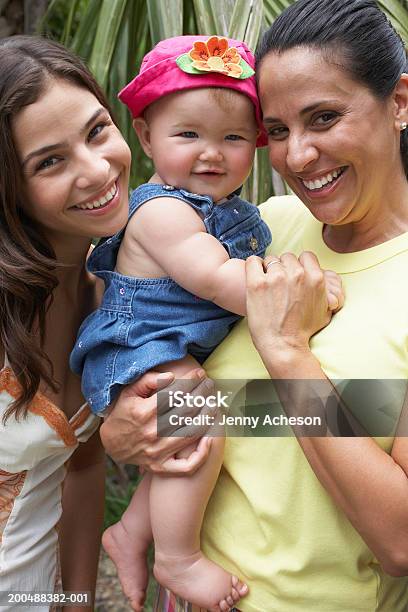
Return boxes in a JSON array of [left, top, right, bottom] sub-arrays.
[[201, 195, 408, 611]]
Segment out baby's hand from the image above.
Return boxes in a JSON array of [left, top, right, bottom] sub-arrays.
[[324, 270, 344, 312]]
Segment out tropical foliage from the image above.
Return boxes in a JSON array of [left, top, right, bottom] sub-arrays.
[[41, 0, 408, 201]]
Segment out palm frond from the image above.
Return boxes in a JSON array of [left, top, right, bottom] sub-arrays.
[[191, 0, 218, 35], [43, 0, 408, 199], [379, 0, 408, 42], [147, 0, 183, 44]]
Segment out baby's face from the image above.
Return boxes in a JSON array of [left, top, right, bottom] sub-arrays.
[[142, 88, 258, 202]]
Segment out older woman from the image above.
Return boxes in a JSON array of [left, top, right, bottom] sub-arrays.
[[103, 0, 408, 610]]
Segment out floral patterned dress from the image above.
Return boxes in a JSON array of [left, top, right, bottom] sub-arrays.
[[0, 361, 100, 611]]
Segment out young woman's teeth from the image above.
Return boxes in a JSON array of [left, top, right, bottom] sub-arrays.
[[75, 184, 117, 210], [302, 168, 344, 191]]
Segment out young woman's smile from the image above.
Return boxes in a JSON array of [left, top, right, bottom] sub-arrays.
[[70, 176, 121, 215]]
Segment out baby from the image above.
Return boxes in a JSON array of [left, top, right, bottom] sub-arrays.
[[70, 35, 342, 612]]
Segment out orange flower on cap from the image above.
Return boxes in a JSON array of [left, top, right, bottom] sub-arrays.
[[189, 36, 243, 78]]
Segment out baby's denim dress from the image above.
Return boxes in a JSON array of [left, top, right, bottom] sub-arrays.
[[70, 183, 272, 414]]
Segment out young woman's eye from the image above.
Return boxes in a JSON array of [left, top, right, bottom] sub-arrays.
[[88, 121, 109, 141], [314, 112, 338, 126], [36, 156, 60, 171], [179, 131, 198, 139], [225, 134, 243, 141], [267, 126, 288, 140]]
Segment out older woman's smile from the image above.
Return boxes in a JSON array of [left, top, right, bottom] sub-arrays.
[[259, 46, 408, 243], [300, 166, 347, 193]]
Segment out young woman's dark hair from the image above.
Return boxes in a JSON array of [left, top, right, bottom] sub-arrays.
[[256, 0, 408, 175], [0, 36, 114, 421]]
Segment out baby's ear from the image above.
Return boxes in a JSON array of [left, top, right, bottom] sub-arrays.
[[133, 117, 153, 158]]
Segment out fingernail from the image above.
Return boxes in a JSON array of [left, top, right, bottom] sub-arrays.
[[158, 372, 173, 382], [196, 368, 206, 380]]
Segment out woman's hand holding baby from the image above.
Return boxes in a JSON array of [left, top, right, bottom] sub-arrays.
[[323, 269, 344, 312], [246, 252, 344, 361], [100, 368, 214, 474]]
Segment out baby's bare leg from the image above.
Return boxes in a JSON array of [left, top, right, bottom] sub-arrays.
[[102, 356, 199, 609], [102, 474, 152, 611], [106, 355, 247, 611], [151, 355, 248, 611]]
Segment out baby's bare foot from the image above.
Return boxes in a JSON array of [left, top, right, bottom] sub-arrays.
[[102, 522, 149, 611], [154, 550, 248, 612]]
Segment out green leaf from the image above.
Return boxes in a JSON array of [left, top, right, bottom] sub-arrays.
[[242, 148, 273, 205], [40, 0, 63, 29], [229, 0, 263, 50], [176, 53, 205, 74], [377, 0, 408, 43], [192, 0, 218, 34], [176, 53, 254, 77], [89, 0, 128, 89], [209, 0, 236, 35], [263, 0, 294, 26], [239, 59, 255, 78], [61, 0, 80, 46], [71, 0, 100, 57], [146, 0, 183, 44]]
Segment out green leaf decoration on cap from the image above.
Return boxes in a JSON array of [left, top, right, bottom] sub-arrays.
[[176, 36, 254, 80], [176, 54, 206, 75]]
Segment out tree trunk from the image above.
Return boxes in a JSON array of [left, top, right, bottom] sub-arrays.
[[0, 0, 24, 37], [24, 0, 49, 34]]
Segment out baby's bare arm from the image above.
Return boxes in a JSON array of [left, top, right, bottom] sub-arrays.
[[120, 198, 343, 315], [122, 197, 247, 315]]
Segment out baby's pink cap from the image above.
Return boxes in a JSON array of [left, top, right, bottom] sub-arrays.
[[118, 35, 267, 147]]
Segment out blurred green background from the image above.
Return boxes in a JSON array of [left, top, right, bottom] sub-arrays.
[[3, 0, 408, 205]]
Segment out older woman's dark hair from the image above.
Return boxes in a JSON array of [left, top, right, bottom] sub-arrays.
[[256, 0, 408, 176], [0, 36, 113, 421]]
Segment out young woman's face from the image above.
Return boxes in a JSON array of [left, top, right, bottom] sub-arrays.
[[13, 79, 131, 246], [258, 47, 404, 227]]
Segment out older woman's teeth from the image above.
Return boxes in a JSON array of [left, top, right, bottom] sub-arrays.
[[75, 184, 117, 210], [302, 168, 343, 191]]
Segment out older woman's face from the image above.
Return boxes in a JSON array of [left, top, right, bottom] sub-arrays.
[[13, 79, 131, 245], [258, 47, 402, 226]]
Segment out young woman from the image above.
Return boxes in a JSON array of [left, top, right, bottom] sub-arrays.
[[0, 36, 209, 611]]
